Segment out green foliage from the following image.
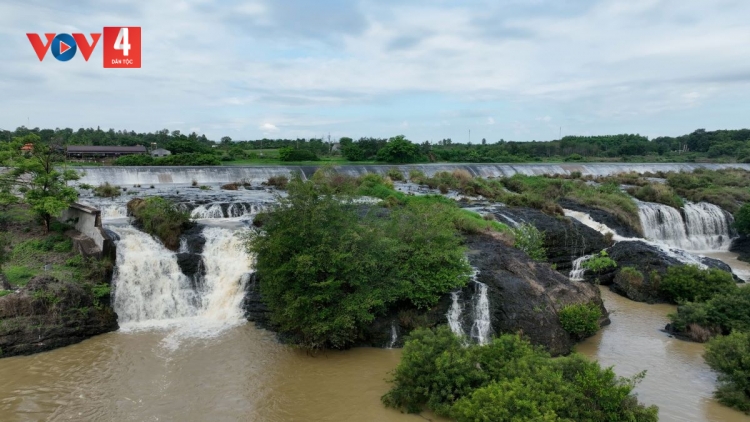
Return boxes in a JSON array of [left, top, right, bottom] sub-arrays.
[[93, 182, 121, 198], [669, 286, 750, 337], [278, 147, 319, 162], [0, 234, 9, 271], [705, 331, 750, 414], [558, 303, 602, 340], [127, 197, 192, 250], [1, 135, 80, 232], [382, 327, 658, 421], [264, 175, 289, 189], [735, 203, 750, 236], [114, 153, 221, 166], [248, 175, 471, 349], [666, 169, 750, 213], [376, 135, 423, 163], [386, 167, 405, 181], [628, 183, 684, 209], [512, 223, 546, 261], [0, 291, 11, 297], [659, 265, 736, 304], [582, 250, 617, 273]]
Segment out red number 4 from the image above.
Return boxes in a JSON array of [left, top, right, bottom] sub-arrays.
[[103, 27, 141, 68]]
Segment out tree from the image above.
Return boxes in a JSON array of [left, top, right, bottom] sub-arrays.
[[220, 136, 232, 145], [735, 203, 750, 236], [705, 331, 750, 413], [1, 134, 79, 232], [376, 135, 422, 163]]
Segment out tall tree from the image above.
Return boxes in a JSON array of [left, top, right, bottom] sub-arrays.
[[1, 134, 79, 232]]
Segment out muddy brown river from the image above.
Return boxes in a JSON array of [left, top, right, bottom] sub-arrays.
[[1, 288, 749, 421]]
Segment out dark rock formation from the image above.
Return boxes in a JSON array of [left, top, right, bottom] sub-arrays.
[[493, 207, 609, 272], [0, 276, 118, 358], [730, 236, 750, 264], [175, 225, 206, 288], [600, 241, 741, 303], [465, 233, 609, 356], [558, 198, 642, 238], [242, 272, 272, 329]]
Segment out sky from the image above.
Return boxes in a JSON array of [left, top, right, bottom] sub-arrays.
[[1, 0, 749, 143]]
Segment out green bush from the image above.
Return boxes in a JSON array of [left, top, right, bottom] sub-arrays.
[[669, 286, 750, 337], [93, 182, 121, 198], [127, 197, 192, 250], [659, 265, 736, 304], [628, 183, 684, 209], [386, 168, 405, 181], [248, 175, 471, 349], [705, 331, 750, 413], [511, 223, 546, 261], [558, 303, 602, 340], [0, 290, 11, 297], [278, 147, 319, 162], [382, 327, 658, 421], [582, 250, 617, 273], [735, 203, 750, 236]]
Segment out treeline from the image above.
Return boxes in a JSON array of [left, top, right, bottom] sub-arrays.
[[2, 126, 750, 163]]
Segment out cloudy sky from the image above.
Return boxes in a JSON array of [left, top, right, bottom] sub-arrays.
[[1, 0, 749, 142]]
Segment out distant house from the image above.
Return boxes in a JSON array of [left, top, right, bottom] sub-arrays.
[[20, 143, 34, 152], [66, 145, 147, 158], [151, 148, 171, 158]]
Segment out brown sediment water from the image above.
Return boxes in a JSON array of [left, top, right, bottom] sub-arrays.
[[0, 325, 447, 422], [577, 287, 750, 422]]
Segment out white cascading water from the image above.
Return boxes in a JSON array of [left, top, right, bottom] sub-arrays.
[[569, 254, 594, 281], [110, 226, 198, 325], [110, 225, 252, 340], [447, 291, 465, 337], [197, 227, 252, 322], [637, 201, 734, 251], [683, 202, 734, 250], [101, 205, 127, 219], [469, 278, 491, 345], [191, 204, 224, 219], [387, 321, 398, 349]]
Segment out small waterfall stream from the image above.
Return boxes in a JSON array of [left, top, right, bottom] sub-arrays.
[[569, 254, 594, 281], [446, 270, 492, 345]]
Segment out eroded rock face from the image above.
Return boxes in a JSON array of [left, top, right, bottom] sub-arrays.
[[0, 276, 118, 358], [175, 225, 207, 288], [464, 233, 609, 356], [730, 236, 750, 264], [493, 207, 609, 273]]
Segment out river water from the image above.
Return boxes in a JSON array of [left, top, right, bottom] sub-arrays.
[[578, 287, 750, 422], [0, 324, 445, 422]]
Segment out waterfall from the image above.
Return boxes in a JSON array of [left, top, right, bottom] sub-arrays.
[[387, 321, 398, 349], [110, 226, 198, 325], [447, 291, 465, 337], [101, 204, 128, 219], [191, 204, 224, 219], [638, 202, 689, 248], [570, 255, 594, 281], [110, 225, 252, 335], [447, 270, 493, 344], [469, 279, 491, 345], [637, 201, 734, 251], [197, 227, 252, 321], [683, 202, 734, 250]]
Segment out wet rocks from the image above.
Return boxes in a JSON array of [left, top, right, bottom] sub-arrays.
[[730, 236, 750, 264], [242, 272, 272, 329], [493, 207, 609, 272], [0, 276, 118, 358], [464, 233, 609, 356]]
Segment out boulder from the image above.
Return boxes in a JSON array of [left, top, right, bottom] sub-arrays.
[[603, 240, 741, 303], [730, 236, 750, 264], [464, 233, 609, 356], [242, 272, 272, 329], [0, 275, 118, 358], [493, 207, 609, 272]]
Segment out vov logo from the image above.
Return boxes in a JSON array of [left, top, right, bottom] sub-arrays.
[[26, 27, 141, 68]]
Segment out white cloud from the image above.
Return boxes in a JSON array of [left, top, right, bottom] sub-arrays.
[[487, 117, 495, 125], [260, 123, 279, 132]]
